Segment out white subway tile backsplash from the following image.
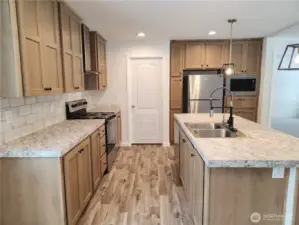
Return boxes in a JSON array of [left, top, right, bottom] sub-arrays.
[[9, 97, 24, 107], [24, 96, 36, 105], [1, 92, 84, 145], [19, 105, 32, 116]]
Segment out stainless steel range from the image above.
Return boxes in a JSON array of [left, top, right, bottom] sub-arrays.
[[66, 99, 117, 172]]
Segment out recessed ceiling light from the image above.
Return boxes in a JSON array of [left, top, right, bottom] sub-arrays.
[[208, 31, 216, 36], [136, 32, 145, 37]]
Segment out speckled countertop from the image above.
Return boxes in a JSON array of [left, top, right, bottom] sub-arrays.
[[175, 113, 299, 168], [0, 120, 105, 158]]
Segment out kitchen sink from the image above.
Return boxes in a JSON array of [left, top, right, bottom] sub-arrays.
[[185, 122, 223, 130], [185, 122, 245, 138]]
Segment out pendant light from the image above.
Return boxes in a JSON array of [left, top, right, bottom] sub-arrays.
[[278, 44, 299, 70], [221, 19, 237, 77]]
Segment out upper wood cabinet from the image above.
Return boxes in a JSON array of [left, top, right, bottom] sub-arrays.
[[90, 32, 107, 89], [185, 42, 205, 69], [64, 138, 92, 225], [170, 42, 185, 77], [231, 40, 262, 75], [204, 42, 226, 68], [17, 0, 63, 96], [59, 2, 84, 93]]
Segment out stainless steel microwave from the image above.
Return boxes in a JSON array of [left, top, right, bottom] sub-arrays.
[[226, 75, 258, 96]]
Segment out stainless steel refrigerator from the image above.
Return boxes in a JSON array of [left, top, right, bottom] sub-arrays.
[[182, 70, 225, 113]]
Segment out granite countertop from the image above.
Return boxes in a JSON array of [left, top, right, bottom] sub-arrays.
[[175, 113, 299, 168], [89, 104, 120, 114], [0, 120, 105, 158]]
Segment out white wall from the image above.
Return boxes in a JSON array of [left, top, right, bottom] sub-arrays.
[[87, 40, 170, 145], [258, 37, 299, 126]]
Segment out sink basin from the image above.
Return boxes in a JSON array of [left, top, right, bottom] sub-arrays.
[[192, 129, 240, 138], [185, 122, 223, 130], [185, 122, 245, 138]]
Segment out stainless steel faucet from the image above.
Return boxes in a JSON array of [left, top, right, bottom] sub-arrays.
[[209, 86, 235, 130]]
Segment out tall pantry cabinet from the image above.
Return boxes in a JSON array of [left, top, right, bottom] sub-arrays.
[[17, 0, 63, 96]]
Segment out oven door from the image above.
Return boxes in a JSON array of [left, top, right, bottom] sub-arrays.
[[106, 116, 117, 154]]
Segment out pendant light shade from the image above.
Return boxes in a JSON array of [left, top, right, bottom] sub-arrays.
[[278, 44, 299, 70], [221, 19, 237, 77]]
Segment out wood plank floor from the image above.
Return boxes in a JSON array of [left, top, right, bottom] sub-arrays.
[[78, 145, 194, 225]]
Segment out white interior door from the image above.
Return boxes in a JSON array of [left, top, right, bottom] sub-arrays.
[[130, 58, 162, 144]]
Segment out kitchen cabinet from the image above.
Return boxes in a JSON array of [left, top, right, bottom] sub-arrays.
[[116, 113, 122, 147], [170, 77, 182, 109], [170, 109, 181, 144], [17, 0, 63, 96], [171, 42, 185, 77], [90, 32, 107, 89], [177, 125, 288, 225], [231, 40, 262, 75], [225, 96, 257, 121], [59, 2, 84, 92], [185, 41, 226, 69], [204, 41, 226, 68], [64, 138, 92, 225], [185, 42, 205, 69], [91, 126, 107, 190]]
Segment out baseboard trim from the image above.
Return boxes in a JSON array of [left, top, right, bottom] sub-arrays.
[[163, 142, 171, 147], [120, 142, 131, 147]]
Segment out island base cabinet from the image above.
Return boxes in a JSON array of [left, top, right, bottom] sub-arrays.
[[205, 168, 288, 225]]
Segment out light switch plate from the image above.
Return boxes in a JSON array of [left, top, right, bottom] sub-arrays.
[[272, 168, 285, 179], [5, 111, 13, 124]]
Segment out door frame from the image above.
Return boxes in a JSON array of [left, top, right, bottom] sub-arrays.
[[127, 56, 163, 145]]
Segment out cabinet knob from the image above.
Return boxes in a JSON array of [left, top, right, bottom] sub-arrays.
[[206, 64, 209, 67], [182, 138, 186, 143], [74, 86, 80, 90], [191, 153, 195, 157]]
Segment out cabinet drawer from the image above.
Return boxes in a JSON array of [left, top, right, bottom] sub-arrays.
[[226, 96, 257, 108], [100, 153, 107, 175], [225, 108, 256, 122], [100, 136, 106, 156], [99, 125, 105, 137]]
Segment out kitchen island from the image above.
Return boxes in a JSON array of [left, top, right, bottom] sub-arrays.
[[174, 113, 299, 225]]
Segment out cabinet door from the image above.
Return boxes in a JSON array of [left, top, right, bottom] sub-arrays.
[[78, 139, 93, 210], [99, 37, 107, 89], [60, 3, 83, 92], [185, 43, 205, 69], [244, 41, 262, 75], [179, 132, 186, 186], [231, 42, 246, 74], [64, 144, 81, 225], [100, 135, 106, 157], [170, 109, 181, 144], [100, 153, 107, 176], [170, 77, 182, 109], [89, 32, 99, 74], [193, 150, 204, 225], [40, 0, 63, 94], [234, 109, 256, 121], [171, 43, 185, 77], [17, 0, 47, 96], [71, 17, 84, 91], [205, 42, 225, 68], [90, 130, 101, 190], [185, 140, 194, 211]]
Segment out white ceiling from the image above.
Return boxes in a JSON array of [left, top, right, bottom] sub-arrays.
[[66, 0, 299, 41]]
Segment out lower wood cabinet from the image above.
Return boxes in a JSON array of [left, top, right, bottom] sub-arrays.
[[64, 137, 92, 225], [116, 113, 122, 147], [226, 96, 257, 122], [170, 109, 181, 143], [178, 127, 289, 225]]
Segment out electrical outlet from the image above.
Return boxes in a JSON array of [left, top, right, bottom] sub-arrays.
[[5, 111, 13, 124]]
